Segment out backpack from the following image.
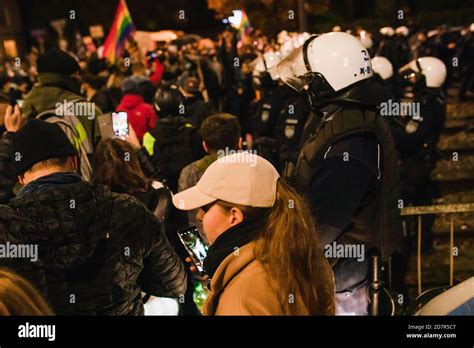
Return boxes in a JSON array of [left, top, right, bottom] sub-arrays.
[[151, 116, 198, 191], [35, 99, 94, 181]]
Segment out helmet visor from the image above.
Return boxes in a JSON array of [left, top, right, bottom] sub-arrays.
[[276, 45, 309, 92], [399, 61, 420, 84]]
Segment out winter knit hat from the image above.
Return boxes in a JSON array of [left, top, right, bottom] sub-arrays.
[[37, 48, 81, 76], [12, 119, 78, 175]]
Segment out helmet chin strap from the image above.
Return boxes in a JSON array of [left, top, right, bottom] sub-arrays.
[[304, 82, 319, 109], [304, 71, 336, 110], [300, 35, 337, 109]]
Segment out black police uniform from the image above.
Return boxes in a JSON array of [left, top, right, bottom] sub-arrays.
[[391, 87, 446, 250], [457, 32, 474, 100], [293, 79, 401, 314], [275, 92, 311, 174], [253, 83, 292, 139], [251, 83, 292, 165], [376, 36, 398, 70], [393, 35, 412, 71]]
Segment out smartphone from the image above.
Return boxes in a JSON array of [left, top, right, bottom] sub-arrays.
[[112, 111, 129, 138], [8, 88, 17, 107], [177, 226, 208, 276]]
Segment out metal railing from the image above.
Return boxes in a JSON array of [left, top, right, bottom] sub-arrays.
[[400, 203, 474, 295]]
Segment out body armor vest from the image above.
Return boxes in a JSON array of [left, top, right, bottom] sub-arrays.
[[294, 106, 401, 260]]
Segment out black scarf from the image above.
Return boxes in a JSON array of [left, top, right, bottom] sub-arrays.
[[203, 213, 268, 279]]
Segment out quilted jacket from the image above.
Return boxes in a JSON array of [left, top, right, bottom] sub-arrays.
[[0, 179, 187, 315]]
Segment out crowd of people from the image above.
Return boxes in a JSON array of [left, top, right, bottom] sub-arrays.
[[0, 20, 473, 316]]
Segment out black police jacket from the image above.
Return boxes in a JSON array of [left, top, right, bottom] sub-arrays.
[[392, 88, 446, 157]]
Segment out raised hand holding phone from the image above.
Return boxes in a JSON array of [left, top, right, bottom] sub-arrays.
[[177, 226, 209, 280], [4, 105, 25, 133], [112, 111, 129, 139], [124, 122, 141, 149]]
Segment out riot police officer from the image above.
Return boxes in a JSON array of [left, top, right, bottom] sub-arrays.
[[277, 32, 401, 315], [371, 56, 404, 101], [396, 57, 447, 251], [275, 89, 311, 176], [393, 26, 412, 70], [250, 52, 292, 165], [251, 52, 288, 138], [377, 27, 398, 68]]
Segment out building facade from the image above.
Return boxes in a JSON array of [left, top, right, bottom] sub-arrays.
[[0, 0, 25, 61]]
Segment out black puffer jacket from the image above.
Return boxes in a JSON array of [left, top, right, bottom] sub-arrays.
[[0, 180, 187, 315], [0, 132, 16, 204]]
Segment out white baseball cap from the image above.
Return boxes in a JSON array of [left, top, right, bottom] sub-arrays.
[[172, 152, 280, 211]]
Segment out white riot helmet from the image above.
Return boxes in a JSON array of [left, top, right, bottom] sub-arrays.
[[380, 26, 395, 37], [296, 32, 311, 47], [358, 30, 373, 49], [277, 30, 290, 44], [371, 56, 393, 80], [251, 51, 282, 86], [395, 26, 409, 37], [276, 32, 373, 101], [399, 57, 447, 88], [279, 39, 295, 58]]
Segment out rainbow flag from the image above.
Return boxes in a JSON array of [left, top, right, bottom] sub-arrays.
[[103, 0, 135, 64], [239, 10, 251, 39]]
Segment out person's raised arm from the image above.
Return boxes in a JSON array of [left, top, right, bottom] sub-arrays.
[[0, 105, 25, 203]]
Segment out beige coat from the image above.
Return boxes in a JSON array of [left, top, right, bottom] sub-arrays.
[[203, 242, 309, 315]]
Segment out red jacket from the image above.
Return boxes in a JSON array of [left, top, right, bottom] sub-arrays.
[[148, 60, 164, 87], [117, 94, 158, 141]]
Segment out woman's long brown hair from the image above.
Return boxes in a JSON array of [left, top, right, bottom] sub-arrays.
[[220, 180, 335, 315], [92, 138, 150, 195], [0, 268, 54, 315]]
